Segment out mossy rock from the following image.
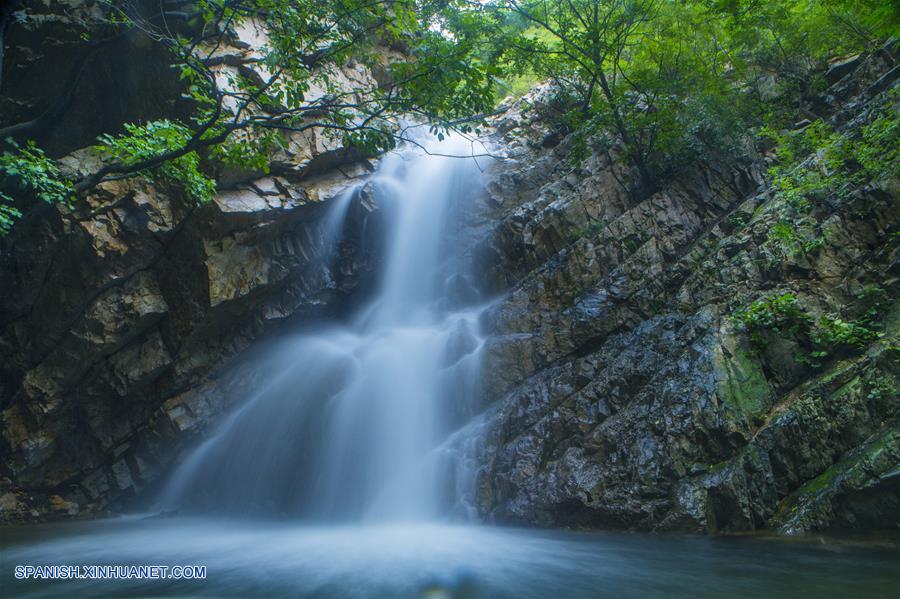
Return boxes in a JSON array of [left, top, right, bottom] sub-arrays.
[[770, 424, 900, 534], [715, 326, 774, 422]]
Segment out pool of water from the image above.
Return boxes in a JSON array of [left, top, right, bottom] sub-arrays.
[[2, 518, 898, 598]]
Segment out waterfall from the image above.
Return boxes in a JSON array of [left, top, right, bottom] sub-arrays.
[[156, 134, 489, 522]]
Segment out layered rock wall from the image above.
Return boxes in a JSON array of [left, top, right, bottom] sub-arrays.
[[473, 52, 899, 534]]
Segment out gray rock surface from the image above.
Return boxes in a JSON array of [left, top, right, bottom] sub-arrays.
[[471, 52, 899, 534]]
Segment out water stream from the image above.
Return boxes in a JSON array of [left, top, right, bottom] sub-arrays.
[[155, 134, 488, 522]]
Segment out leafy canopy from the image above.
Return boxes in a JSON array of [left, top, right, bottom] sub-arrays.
[[96, 121, 217, 204], [1, 0, 502, 233], [0, 140, 73, 234], [1, 0, 897, 234], [484, 0, 898, 185]]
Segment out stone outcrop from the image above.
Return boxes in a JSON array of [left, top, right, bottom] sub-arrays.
[[472, 50, 898, 534], [0, 1, 388, 520], [0, 163, 383, 520]]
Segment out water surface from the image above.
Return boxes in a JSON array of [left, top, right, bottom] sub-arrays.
[[3, 518, 898, 598]]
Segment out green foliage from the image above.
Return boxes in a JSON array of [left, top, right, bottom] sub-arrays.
[[796, 313, 883, 368], [706, 0, 898, 126], [8, 0, 898, 229], [342, 128, 397, 155], [732, 292, 810, 349], [95, 121, 217, 204], [733, 291, 886, 365], [759, 100, 899, 264], [496, 71, 544, 101], [208, 131, 280, 175], [18, 0, 507, 211], [0, 199, 19, 234], [855, 111, 900, 181], [385, 7, 500, 127], [727, 213, 748, 229], [866, 376, 898, 402], [176, 61, 220, 123], [0, 140, 73, 234], [764, 218, 825, 262], [812, 315, 881, 350], [487, 0, 897, 183], [765, 107, 899, 209], [854, 285, 890, 325]]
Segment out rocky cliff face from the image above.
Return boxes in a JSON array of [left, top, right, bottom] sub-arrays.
[[0, 1, 387, 520], [1, 2, 896, 537], [473, 50, 898, 535]]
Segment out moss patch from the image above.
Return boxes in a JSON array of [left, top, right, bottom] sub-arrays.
[[717, 332, 773, 420]]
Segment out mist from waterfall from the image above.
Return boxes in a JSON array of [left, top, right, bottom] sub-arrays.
[[156, 134, 489, 522]]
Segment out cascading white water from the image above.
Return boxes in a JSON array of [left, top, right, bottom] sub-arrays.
[[157, 133, 489, 522]]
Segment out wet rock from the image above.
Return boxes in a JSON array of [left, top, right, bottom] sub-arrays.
[[473, 53, 900, 534]]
